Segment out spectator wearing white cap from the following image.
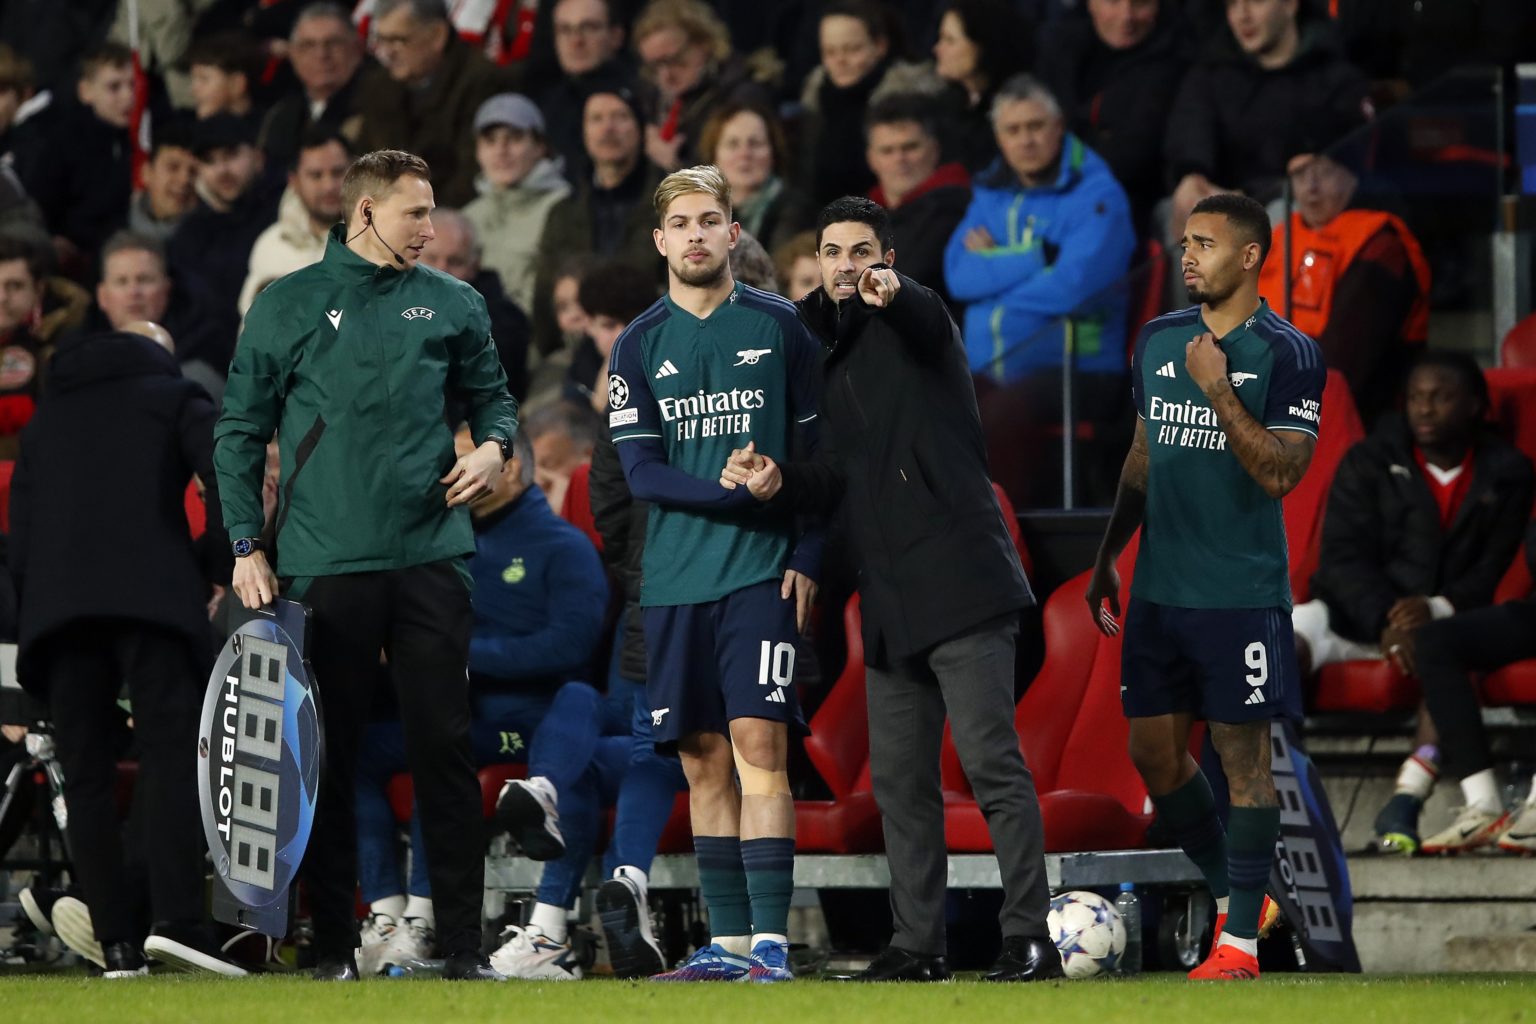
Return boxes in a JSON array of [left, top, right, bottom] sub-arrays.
[[463, 93, 572, 317]]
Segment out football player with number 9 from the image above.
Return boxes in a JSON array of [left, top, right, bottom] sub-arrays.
[[1086, 194, 1325, 982]]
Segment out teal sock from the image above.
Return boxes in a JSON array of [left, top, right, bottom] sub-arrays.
[[693, 835, 751, 939], [1225, 805, 1280, 939], [740, 837, 795, 937], [1150, 770, 1230, 900]]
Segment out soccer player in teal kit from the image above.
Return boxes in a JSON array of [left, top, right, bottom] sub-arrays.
[[1087, 194, 1325, 980], [608, 166, 822, 982]]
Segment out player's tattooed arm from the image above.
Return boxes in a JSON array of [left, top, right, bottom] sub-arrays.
[[1202, 378, 1316, 499], [1100, 417, 1150, 556], [1086, 418, 1148, 636]]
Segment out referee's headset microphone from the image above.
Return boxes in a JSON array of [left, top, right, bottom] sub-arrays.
[[344, 204, 406, 266]]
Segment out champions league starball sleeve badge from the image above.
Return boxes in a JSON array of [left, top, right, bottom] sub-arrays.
[[197, 599, 322, 938]]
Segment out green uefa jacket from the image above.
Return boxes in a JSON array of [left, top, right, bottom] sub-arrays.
[[213, 226, 518, 577]]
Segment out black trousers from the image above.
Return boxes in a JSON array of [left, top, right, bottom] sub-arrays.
[[44, 620, 207, 945], [293, 560, 483, 959], [865, 615, 1051, 954], [1417, 599, 1536, 781]]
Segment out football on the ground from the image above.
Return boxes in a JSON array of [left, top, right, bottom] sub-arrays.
[[1048, 890, 1126, 978]]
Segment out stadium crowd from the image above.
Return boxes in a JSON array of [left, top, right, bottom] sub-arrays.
[[1, 0, 1536, 982]]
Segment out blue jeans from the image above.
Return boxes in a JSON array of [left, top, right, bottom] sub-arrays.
[[356, 683, 618, 908], [602, 621, 688, 876]]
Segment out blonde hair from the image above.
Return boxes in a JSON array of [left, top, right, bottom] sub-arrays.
[[653, 164, 732, 223], [633, 0, 732, 66], [341, 149, 431, 228]]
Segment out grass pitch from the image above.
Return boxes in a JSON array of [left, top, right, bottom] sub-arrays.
[[1, 972, 1531, 1023]]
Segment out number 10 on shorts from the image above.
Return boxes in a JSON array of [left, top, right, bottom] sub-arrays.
[[1243, 641, 1268, 706], [759, 641, 795, 703]]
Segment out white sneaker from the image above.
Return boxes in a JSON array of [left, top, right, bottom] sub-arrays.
[[494, 778, 565, 861], [51, 895, 105, 969], [488, 925, 583, 980], [374, 916, 434, 973], [355, 912, 401, 976], [1421, 804, 1509, 854], [1498, 792, 1536, 854]]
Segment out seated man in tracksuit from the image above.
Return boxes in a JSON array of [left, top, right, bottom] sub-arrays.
[[353, 428, 613, 976], [1293, 351, 1533, 854]]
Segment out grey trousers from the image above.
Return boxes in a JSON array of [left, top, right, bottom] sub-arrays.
[[866, 615, 1052, 955]]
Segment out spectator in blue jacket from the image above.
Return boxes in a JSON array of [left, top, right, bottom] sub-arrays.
[[353, 427, 612, 978], [943, 74, 1134, 385]]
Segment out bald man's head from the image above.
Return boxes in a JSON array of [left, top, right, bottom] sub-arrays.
[[122, 320, 175, 353]]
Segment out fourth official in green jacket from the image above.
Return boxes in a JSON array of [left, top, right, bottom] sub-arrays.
[[214, 149, 516, 981]]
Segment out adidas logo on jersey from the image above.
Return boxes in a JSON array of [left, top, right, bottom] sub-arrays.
[[1156, 361, 1176, 378], [655, 360, 680, 379], [764, 689, 786, 704], [1244, 691, 1266, 706]]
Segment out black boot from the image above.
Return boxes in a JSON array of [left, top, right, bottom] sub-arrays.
[[984, 936, 1065, 982], [312, 953, 360, 981], [102, 941, 148, 978], [834, 945, 952, 982], [442, 949, 505, 980]]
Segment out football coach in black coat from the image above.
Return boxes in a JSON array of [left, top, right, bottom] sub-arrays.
[[9, 321, 237, 976], [720, 196, 1060, 984]]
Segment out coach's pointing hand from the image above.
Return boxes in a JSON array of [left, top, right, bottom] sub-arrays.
[[441, 441, 504, 507], [1185, 331, 1229, 392], [858, 264, 900, 308]]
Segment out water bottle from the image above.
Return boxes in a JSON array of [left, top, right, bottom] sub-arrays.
[[1115, 883, 1142, 976], [385, 957, 446, 978]]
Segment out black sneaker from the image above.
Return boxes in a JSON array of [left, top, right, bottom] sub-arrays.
[[494, 778, 565, 861], [597, 871, 664, 979], [102, 941, 149, 979], [144, 923, 250, 977]]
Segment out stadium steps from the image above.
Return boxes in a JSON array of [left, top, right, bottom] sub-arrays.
[[1446, 933, 1536, 972], [1350, 855, 1536, 972]]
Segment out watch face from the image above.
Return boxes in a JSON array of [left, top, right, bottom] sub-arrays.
[[234, 538, 254, 557]]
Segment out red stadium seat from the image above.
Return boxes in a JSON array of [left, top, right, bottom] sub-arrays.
[[991, 482, 1033, 578], [0, 459, 12, 532], [1283, 370, 1365, 604], [796, 594, 885, 853], [944, 538, 1151, 852], [185, 480, 207, 539], [1500, 313, 1536, 368], [1482, 661, 1536, 706], [1313, 660, 1419, 714], [1486, 368, 1536, 467]]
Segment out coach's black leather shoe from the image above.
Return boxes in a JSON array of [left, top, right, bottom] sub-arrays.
[[835, 945, 952, 982], [441, 950, 505, 981], [983, 936, 1065, 982], [312, 954, 360, 981]]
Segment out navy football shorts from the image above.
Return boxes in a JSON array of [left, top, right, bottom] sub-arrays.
[[641, 578, 808, 746], [1120, 598, 1301, 723]]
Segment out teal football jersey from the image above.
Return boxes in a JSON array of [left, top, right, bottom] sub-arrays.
[[608, 282, 821, 606], [1130, 301, 1325, 609]]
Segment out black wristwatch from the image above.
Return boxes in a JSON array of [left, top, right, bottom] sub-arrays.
[[232, 537, 262, 558], [485, 434, 513, 462]]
